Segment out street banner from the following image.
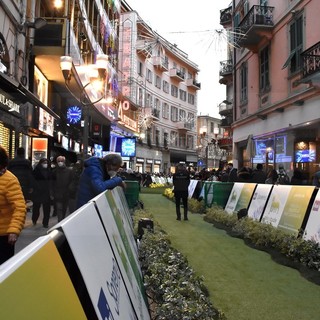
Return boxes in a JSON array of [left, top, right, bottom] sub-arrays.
[[50, 203, 139, 320], [93, 192, 150, 320], [303, 189, 320, 243], [225, 183, 256, 214], [188, 180, 199, 198], [277, 186, 314, 235], [261, 185, 292, 227], [247, 184, 273, 221], [0, 235, 86, 319]]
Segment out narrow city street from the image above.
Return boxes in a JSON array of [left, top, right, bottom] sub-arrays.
[[15, 208, 58, 254]]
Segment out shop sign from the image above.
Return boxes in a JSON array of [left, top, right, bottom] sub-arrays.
[[136, 158, 144, 163], [0, 93, 20, 113], [117, 100, 137, 131], [146, 159, 153, 164], [154, 160, 161, 164]]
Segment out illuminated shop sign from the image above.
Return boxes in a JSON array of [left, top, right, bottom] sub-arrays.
[[0, 93, 20, 113]]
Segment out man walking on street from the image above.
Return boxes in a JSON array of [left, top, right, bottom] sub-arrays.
[[173, 163, 190, 221]]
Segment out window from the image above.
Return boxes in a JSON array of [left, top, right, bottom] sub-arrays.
[[188, 93, 195, 105], [146, 68, 153, 83], [162, 102, 169, 119], [155, 75, 161, 89], [171, 84, 178, 98], [138, 87, 143, 106], [240, 62, 248, 103], [146, 93, 152, 107], [187, 135, 194, 149], [179, 109, 186, 121], [171, 106, 178, 122], [282, 15, 303, 73], [137, 61, 143, 76], [187, 112, 195, 129], [260, 45, 270, 92], [179, 89, 186, 101], [163, 80, 169, 93]]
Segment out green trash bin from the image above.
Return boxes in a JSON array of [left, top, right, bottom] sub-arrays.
[[204, 182, 234, 208], [124, 181, 140, 209]]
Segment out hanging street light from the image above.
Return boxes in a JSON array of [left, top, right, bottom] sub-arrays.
[[60, 54, 110, 158]]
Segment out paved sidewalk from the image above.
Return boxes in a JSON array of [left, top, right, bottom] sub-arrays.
[[15, 209, 59, 254]]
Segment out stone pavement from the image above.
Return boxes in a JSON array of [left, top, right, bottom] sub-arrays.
[[15, 208, 59, 254]]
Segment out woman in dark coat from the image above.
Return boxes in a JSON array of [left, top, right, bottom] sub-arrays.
[[32, 158, 52, 228]]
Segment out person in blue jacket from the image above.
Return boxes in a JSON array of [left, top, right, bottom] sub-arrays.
[[76, 153, 126, 209]]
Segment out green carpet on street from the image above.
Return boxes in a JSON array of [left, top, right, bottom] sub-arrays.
[[139, 191, 320, 320]]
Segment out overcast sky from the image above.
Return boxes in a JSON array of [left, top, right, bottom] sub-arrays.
[[127, 0, 232, 118]]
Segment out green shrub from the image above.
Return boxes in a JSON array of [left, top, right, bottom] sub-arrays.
[[135, 210, 225, 320], [204, 206, 320, 272]]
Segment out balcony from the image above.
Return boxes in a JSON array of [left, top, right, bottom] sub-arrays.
[[301, 41, 320, 83], [220, 6, 232, 26], [177, 122, 192, 132], [218, 101, 233, 116], [220, 116, 233, 128], [169, 68, 185, 82], [219, 60, 233, 84], [152, 56, 168, 71], [151, 108, 160, 119], [237, 5, 274, 52], [186, 78, 201, 90], [136, 39, 151, 58]]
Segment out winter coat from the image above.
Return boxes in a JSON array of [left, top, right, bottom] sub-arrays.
[[173, 170, 190, 193], [0, 170, 26, 235], [7, 157, 34, 199], [32, 164, 52, 203], [76, 157, 124, 209], [52, 166, 73, 201]]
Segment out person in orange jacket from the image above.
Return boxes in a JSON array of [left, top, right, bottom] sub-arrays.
[[0, 145, 26, 264]]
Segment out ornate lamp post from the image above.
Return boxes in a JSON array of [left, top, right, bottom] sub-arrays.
[[60, 54, 109, 158]]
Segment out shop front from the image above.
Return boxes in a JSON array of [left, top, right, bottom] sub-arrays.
[[154, 159, 161, 173], [135, 157, 145, 172]]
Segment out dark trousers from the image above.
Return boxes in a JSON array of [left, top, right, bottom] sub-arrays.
[[32, 201, 51, 227], [174, 191, 188, 219], [32, 200, 51, 226], [56, 200, 69, 222], [0, 236, 14, 264]]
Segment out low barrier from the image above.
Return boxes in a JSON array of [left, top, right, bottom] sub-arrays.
[[204, 182, 320, 244], [0, 187, 150, 320]]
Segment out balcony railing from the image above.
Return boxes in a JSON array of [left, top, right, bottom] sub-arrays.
[[220, 6, 232, 26], [219, 60, 233, 76], [301, 41, 320, 81], [218, 103, 233, 116], [186, 78, 201, 89], [152, 56, 169, 71], [237, 5, 274, 49], [33, 18, 82, 64], [169, 68, 185, 81], [220, 116, 233, 128], [151, 108, 160, 118]]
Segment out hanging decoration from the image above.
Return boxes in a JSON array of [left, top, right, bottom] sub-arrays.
[[138, 109, 154, 130]]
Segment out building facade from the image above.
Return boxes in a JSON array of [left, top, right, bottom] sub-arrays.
[[196, 115, 226, 170], [119, 5, 200, 173], [219, 0, 320, 182]]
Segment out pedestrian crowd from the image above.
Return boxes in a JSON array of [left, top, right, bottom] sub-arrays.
[[2, 143, 320, 265]]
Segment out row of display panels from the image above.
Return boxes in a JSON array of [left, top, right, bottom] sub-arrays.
[[215, 182, 320, 244], [0, 187, 150, 319]]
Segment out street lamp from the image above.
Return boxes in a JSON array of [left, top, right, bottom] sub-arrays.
[[60, 54, 109, 158]]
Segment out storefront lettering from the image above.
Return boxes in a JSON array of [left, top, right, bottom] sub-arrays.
[[0, 93, 20, 113]]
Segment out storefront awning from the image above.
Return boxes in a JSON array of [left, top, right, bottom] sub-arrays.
[[0, 72, 60, 119]]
